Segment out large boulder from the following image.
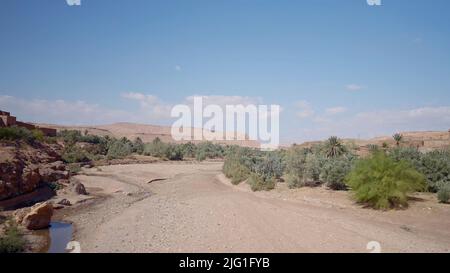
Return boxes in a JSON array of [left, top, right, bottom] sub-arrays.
[[20, 202, 54, 230]]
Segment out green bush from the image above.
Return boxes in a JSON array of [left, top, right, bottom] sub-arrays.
[[0, 126, 36, 143], [304, 153, 325, 183], [420, 150, 450, 192], [320, 157, 352, 191], [180, 142, 197, 158], [61, 145, 91, 163], [132, 137, 144, 155], [164, 144, 184, 161], [143, 137, 168, 158], [254, 152, 285, 181], [223, 155, 251, 185], [284, 146, 308, 188], [437, 185, 450, 204], [286, 173, 304, 189], [247, 173, 275, 192], [0, 220, 26, 253], [346, 152, 426, 210], [195, 142, 224, 161], [107, 138, 133, 159]]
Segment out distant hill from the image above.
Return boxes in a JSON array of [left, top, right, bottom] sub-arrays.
[[291, 130, 450, 155], [35, 122, 261, 148]]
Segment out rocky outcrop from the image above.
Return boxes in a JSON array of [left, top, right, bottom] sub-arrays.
[[13, 202, 54, 230], [0, 141, 67, 202]]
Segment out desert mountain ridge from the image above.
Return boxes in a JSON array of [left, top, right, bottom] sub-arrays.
[[34, 122, 450, 152]]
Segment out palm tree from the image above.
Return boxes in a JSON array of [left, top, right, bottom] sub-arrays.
[[324, 136, 346, 158], [393, 133, 403, 147]]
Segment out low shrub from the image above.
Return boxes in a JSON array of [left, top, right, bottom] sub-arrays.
[[321, 157, 352, 191], [0, 126, 36, 143], [107, 138, 133, 159], [420, 150, 450, 192], [223, 155, 250, 185], [286, 173, 304, 189], [254, 152, 285, 181], [61, 145, 91, 163], [304, 153, 325, 183], [0, 220, 26, 253], [284, 146, 308, 188], [247, 173, 275, 192], [346, 152, 426, 210], [164, 144, 183, 161], [437, 185, 450, 204]]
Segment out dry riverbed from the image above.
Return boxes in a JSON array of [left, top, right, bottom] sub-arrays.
[[57, 161, 450, 253]]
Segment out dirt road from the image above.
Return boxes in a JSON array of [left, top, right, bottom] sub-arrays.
[[62, 162, 450, 253]]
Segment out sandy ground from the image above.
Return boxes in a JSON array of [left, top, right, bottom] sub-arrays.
[[59, 162, 450, 253]]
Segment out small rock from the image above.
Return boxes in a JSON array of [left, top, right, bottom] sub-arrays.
[[57, 199, 71, 206], [71, 182, 87, 195]]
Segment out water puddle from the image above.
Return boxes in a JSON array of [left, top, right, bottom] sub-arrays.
[[36, 222, 74, 253]]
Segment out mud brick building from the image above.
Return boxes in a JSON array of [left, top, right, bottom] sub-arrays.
[[0, 110, 57, 137]]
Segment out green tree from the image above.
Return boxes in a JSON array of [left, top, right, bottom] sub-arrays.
[[346, 152, 426, 210]]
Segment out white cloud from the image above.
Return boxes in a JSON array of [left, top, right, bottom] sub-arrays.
[[325, 106, 347, 115], [0, 95, 131, 125], [345, 84, 365, 91], [0, 94, 268, 126], [295, 100, 315, 119], [184, 95, 262, 107], [175, 65, 182, 71]]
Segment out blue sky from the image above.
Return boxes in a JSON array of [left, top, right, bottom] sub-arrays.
[[1, 0, 450, 143]]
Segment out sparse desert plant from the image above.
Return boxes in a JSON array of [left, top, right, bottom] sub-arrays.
[[247, 173, 275, 192], [320, 157, 352, 191], [393, 133, 403, 147], [324, 136, 347, 158], [0, 220, 26, 253], [346, 152, 426, 210], [437, 185, 450, 204]]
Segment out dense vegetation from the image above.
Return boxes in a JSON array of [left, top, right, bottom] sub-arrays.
[[223, 135, 450, 209], [2, 127, 449, 209], [57, 130, 227, 164]]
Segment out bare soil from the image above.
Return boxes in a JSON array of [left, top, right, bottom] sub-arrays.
[[59, 162, 450, 253]]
